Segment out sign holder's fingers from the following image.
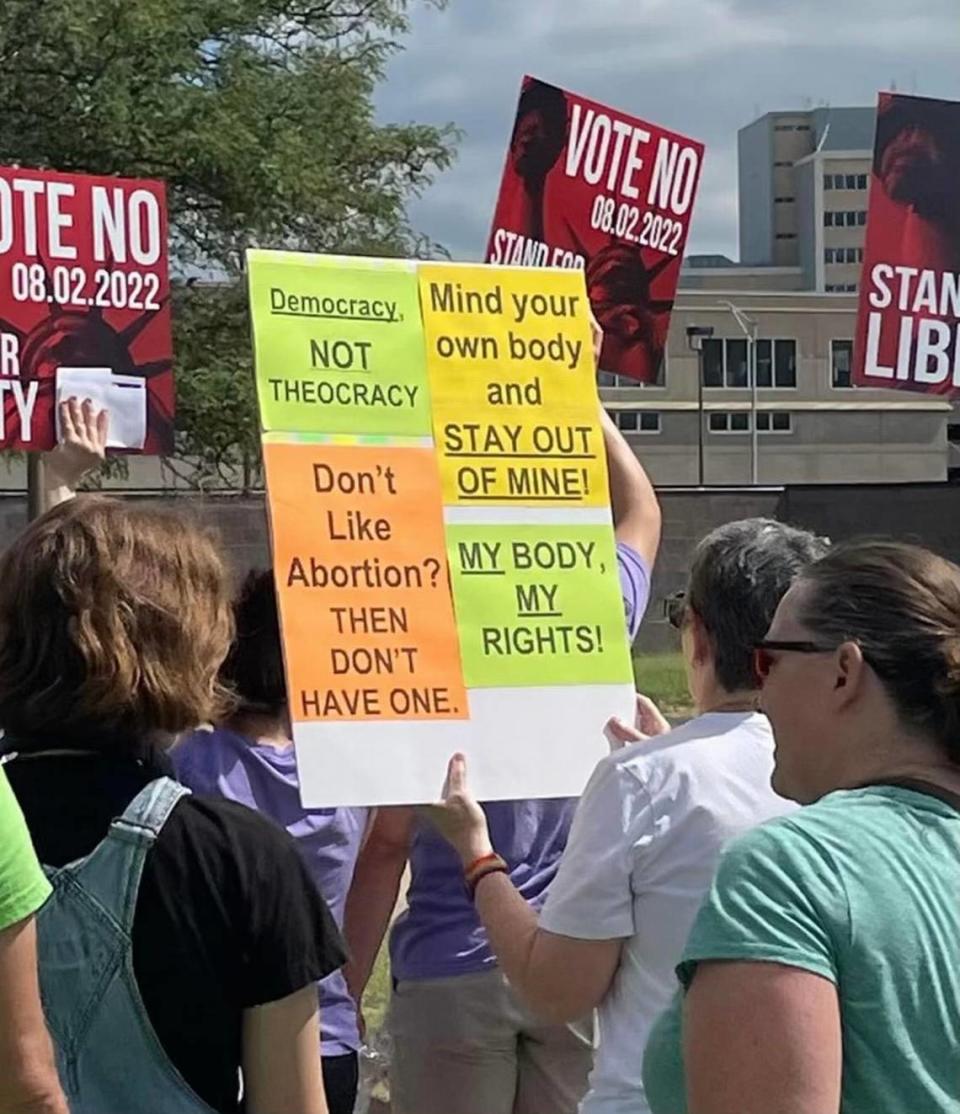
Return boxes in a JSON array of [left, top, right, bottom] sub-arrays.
[[60, 397, 80, 443]]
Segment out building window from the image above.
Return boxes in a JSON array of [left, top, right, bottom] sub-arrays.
[[706, 338, 796, 389], [608, 410, 661, 434], [774, 196, 796, 203], [824, 174, 834, 190], [774, 339, 797, 387], [754, 338, 797, 388], [825, 246, 862, 264], [598, 361, 666, 388], [727, 339, 749, 388], [831, 340, 854, 388], [710, 411, 792, 434], [826, 210, 869, 228], [756, 412, 792, 433], [702, 338, 724, 387], [702, 338, 748, 389], [709, 412, 751, 433], [857, 174, 868, 189], [845, 174, 857, 190]]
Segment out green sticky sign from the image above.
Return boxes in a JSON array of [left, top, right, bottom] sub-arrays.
[[247, 249, 433, 437], [447, 523, 633, 688]]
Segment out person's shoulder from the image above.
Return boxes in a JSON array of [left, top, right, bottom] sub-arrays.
[[738, 786, 921, 863], [163, 792, 294, 859], [613, 712, 773, 782], [717, 803, 847, 885], [172, 726, 239, 769]]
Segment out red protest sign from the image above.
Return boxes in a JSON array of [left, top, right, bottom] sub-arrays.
[[486, 76, 704, 384], [853, 93, 960, 395], [0, 167, 172, 451]]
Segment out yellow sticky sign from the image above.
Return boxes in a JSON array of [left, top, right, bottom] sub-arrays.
[[419, 263, 608, 507], [248, 250, 433, 437]]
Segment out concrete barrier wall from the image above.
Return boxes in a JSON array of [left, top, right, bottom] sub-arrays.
[[2, 483, 957, 653]]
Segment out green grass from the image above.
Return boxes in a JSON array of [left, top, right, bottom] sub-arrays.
[[365, 945, 392, 1034], [633, 650, 692, 715]]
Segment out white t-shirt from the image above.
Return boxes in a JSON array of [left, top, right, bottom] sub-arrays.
[[539, 711, 795, 1114]]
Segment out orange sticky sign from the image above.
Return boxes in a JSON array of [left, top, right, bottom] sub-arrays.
[[263, 440, 469, 723]]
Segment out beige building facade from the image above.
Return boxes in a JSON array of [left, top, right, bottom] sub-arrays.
[[601, 290, 950, 487]]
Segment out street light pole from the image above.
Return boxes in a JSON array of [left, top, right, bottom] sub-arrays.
[[26, 455, 44, 522], [686, 326, 715, 488], [719, 301, 760, 485]]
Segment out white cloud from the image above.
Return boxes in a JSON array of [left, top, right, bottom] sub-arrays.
[[380, 0, 960, 259]]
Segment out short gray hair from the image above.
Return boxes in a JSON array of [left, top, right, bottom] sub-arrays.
[[686, 518, 829, 692]]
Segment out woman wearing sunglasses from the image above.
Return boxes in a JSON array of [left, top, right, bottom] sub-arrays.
[[424, 518, 825, 1114], [643, 539, 960, 1114]]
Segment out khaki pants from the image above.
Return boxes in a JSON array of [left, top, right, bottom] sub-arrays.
[[388, 969, 594, 1114]]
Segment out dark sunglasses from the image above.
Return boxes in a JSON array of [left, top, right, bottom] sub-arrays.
[[663, 591, 686, 629], [753, 639, 838, 683]]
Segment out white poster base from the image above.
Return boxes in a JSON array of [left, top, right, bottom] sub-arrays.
[[293, 683, 636, 808]]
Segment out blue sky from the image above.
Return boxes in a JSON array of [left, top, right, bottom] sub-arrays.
[[377, 0, 960, 261]]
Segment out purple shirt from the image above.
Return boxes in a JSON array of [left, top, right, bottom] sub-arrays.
[[390, 543, 651, 981], [173, 729, 367, 1056]]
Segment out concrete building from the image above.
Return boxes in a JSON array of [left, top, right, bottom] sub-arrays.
[[738, 107, 875, 292], [600, 289, 950, 487]]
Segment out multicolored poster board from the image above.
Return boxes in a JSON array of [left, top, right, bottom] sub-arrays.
[[0, 167, 173, 451], [486, 76, 704, 384], [248, 249, 634, 807], [853, 93, 960, 395]]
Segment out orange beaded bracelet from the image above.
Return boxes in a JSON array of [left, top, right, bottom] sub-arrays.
[[464, 852, 508, 897]]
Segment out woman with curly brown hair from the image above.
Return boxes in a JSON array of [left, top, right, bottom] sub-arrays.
[[0, 494, 343, 1114]]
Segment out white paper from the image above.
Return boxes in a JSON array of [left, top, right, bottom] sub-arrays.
[[55, 368, 147, 450], [293, 684, 635, 807]]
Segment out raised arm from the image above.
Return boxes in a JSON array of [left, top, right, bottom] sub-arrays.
[[40, 398, 108, 513], [601, 407, 661, 567], [422, 756, 624, 1025], [590, 313, 661, 568]]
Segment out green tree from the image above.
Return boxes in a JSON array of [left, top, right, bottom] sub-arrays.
[[0, 0, 457, 489]]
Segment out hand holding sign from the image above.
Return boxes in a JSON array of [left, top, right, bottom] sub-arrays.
[[420, 753, 494, 868], [46, 397, 108, 487], [41, 397, 109, 513], [604, 692, 671, 751]]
